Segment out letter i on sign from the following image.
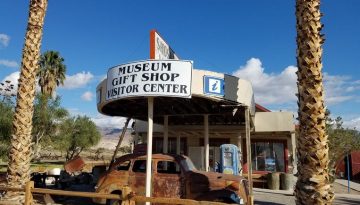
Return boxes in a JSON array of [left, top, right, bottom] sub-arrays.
[[204, 76, 224, 96], [209, 79, 221, 93]]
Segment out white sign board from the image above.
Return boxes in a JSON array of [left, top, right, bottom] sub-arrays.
[[150, 30, 179, 60], [106, 60, 192, 100]]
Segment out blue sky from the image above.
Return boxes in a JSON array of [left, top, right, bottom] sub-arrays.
[[1, 0, 360, 129]]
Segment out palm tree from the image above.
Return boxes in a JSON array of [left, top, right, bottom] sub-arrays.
[[7, 0, 48, 189], [38, 50, 66, 97], [295, 0, 334, 204]]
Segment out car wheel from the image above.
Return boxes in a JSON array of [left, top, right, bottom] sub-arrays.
[[106, 190, 122, 205], [106, 198, 122, 205]]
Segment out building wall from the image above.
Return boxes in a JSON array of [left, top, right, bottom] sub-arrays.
[[138, 129, 296, 174], [255, 112, 294, 132]]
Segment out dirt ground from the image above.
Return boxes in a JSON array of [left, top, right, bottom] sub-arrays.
[[332, 182, 360, 195], [254, 182, 360, 205], [45, 182, 360, 205], [1, 182, 360, 205]]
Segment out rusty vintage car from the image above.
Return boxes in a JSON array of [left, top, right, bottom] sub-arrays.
[[93, 153, 249, 205]]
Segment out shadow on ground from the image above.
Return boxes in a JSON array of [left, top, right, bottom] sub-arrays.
[[335, 197, 360, 205]]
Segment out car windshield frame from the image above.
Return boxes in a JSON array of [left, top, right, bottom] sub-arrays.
[[180, 157, 197, 172]]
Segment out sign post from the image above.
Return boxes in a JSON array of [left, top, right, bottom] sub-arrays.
[[145, 96, 154, 202], [150, 29, 179, 60], [147, 30, 182, 204]]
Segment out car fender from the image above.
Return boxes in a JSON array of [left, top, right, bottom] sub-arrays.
[[93, 184, 125, 204]]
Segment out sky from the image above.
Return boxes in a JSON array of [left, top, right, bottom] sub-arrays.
[[1, 0, 360, 129]]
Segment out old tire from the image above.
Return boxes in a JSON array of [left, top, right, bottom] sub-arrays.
[[106, 191, 122, 205], [106, 199, 122, 205]]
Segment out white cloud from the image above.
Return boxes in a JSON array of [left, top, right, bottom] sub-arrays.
[[61, 71, 94, 89], [66, 108, 86, 116], [91, 114, 131, 129], [232, 58, 297, 105], [81, 91, 93, 101], [0, 59, 18, 68], [1, 71, 19, 96], [343, 117, 360, 130], [232, 58, 360, 108], [0, 34, 10, 47], [323, 73, 360, 105], [1, 72, 42, 96]]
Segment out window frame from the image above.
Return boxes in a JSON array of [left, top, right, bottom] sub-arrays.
[[114, 160, 132, 171], [242, 139, 288, 174], [155, 160, 182, 175], [131, 159, 148, 173]]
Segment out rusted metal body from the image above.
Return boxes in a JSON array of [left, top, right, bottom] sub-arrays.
[[93, 153, 249, 204], [64, 156, 85, 174]]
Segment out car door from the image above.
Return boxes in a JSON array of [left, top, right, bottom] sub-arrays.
[[153, 159, 183, 199], [128, 159, 148, 196], [108, 159, 131, 186]]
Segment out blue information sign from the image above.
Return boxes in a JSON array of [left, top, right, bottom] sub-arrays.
[[203, 76, 224, 96]]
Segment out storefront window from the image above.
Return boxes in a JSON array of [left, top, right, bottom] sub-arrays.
[[251, 141, 285, 172]]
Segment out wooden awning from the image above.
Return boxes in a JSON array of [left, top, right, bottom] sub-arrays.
[[100, 96, 246, 126]]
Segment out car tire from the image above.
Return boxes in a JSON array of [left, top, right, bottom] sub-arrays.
[[106, 191, 122, 205], [106, 198, 122, 205]]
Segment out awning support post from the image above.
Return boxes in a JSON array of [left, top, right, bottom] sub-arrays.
[[163, 115, 168, 153], [204, 114, 209, 172], [145, 97, 154, 205], [237, 133, 242, 175], [176, 135, 181, 155], [245, 107, 253, 205], [291, 132, 297, 174]]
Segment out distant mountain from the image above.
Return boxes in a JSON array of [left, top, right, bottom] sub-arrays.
[[106, 128, 122, 135], [95, 127, 134, 150]]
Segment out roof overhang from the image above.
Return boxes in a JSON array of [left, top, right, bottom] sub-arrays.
[[96, 68, 255, 126]]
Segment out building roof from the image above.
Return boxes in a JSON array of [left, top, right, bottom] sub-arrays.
[[96, 68, 255, 126]]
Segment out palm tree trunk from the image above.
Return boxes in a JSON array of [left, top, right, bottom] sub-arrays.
[[295, 0, 334, 204], [7, 0, 48, 188]]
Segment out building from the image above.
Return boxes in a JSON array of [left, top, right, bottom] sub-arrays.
[[96, 66, 296, 177]]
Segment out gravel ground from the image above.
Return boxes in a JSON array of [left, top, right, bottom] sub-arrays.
[[55, 182, 360, 205], [332, 182, 360, 195], [2, 180, 359, 205], [254, 191, 360, 205], [254, 182, 360, 205]]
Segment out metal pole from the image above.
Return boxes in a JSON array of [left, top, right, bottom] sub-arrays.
[[204, 114, 209, 172], [145, 97, 154, 205], [291, 132, 297, 174], [237, 133, 242, 175], [176, 135, 181, 155], [109, 118, 131, 169], [347, 153, 351, 193], [164, 115, 168, 153]]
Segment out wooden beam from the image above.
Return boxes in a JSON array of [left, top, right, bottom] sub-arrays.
[[245, 107, 253, 205]]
